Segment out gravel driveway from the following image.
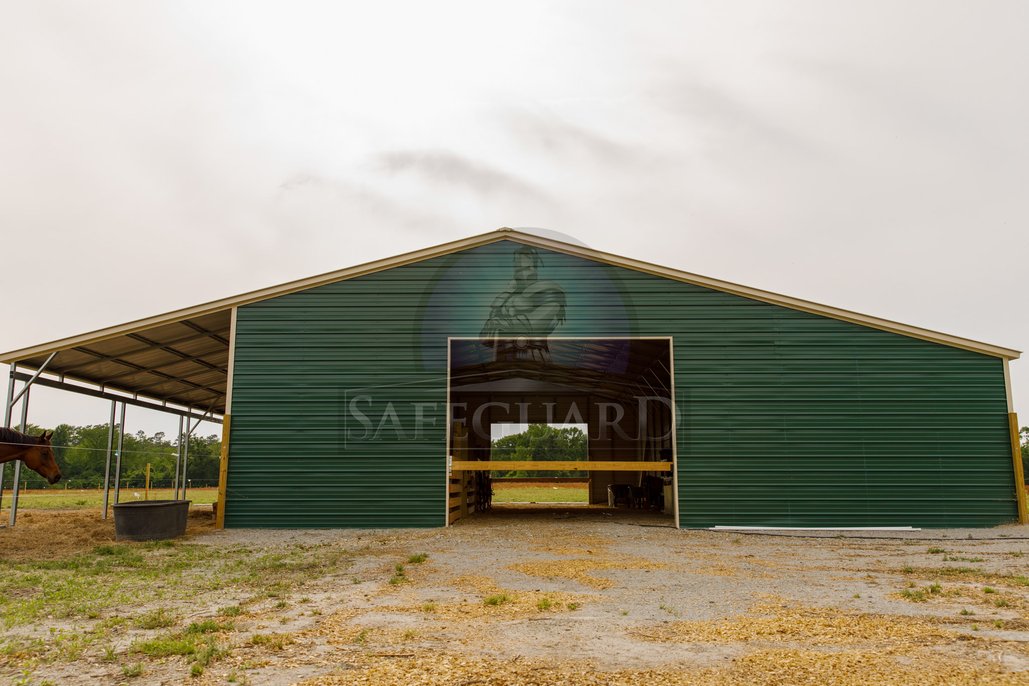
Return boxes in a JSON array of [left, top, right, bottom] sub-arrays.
[[189, 505, 1029, 685]]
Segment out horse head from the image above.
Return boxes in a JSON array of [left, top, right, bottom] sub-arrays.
[[24, 430, 61, 484]]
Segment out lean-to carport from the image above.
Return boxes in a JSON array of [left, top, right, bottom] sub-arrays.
[[0, 309, 235, 527]]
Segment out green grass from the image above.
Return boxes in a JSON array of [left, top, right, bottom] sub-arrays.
[[134, 608, 177, 630], [491, 484, 588, 503], [186, 620, 232, 634], [484, 594, 510, 606], [8, 488, 218, 510], [389, 562, 407, 585], [122, 663, 143, 678], [132, 636, 197, 658], [250, 633, 293, 650], [899, 583, 941, 603], [0, 537, 351, 673]]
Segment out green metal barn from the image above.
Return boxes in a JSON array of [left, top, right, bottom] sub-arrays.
[[3, 229, 1026, 529]]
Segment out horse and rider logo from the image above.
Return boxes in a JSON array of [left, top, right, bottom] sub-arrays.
[[479, 246, 566, 362]]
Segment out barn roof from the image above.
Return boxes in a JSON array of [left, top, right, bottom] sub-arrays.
[[0, 228, 1019, 416]]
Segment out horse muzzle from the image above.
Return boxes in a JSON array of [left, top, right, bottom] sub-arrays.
[[49, 474, 62, 485]]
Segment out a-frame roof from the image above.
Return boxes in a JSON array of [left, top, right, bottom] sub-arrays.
[[0, 228, 1019, 415]]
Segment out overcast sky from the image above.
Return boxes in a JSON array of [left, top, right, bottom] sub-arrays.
[[1, 1, 1026, 439]]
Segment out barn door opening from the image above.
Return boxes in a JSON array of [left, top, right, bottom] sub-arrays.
[[446, 337, 677, 527], [490, 422, 590, 505]]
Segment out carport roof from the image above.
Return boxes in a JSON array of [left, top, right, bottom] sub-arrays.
[[0, 228, 1019, 415]]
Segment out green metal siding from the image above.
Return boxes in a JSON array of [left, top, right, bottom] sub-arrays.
[[226, 239, 1017, 528]]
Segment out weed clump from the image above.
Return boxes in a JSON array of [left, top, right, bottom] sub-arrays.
[[121, 663, 143, 678], [134, 608, 176, 630], [249, 633, 293, 651]]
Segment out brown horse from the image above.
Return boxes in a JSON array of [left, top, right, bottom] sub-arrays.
[[0, 428, 62, 484]]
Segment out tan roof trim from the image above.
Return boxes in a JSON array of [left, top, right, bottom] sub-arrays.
[[1, 227, 1020, 363], [507, 231, 1022, 360]]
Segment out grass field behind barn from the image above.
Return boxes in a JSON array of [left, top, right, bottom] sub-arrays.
[[4, 485, 588, 509], [491, 481, 589, 503], [1, 487, 219, 510]]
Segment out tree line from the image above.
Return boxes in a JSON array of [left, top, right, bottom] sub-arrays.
[[6, 422, 1025, 490], [490, 424, 588, 478], [6, 423, 221, 490], [1023, 427, 1028, 481]]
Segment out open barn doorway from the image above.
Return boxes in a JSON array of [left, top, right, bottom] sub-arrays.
[[446, 337, 677, 527], [490, 423, 591, 505]]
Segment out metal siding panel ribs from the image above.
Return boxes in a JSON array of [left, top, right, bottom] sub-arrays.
[[226, 240, 1018, 528]]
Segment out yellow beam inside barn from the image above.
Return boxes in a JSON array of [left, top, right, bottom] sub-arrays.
[[451, 460, 672, 472]]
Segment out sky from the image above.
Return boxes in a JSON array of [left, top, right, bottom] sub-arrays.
[[0, 1, 1027, 439]]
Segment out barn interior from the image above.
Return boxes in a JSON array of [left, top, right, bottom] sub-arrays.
[[447, 338, 675, 525]]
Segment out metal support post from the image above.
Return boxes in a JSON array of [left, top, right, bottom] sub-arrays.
[[179, 406, 212, 500], [181, 412, 191, 500], [1, 363, 15, 512], [113, 403, 126, 506], [7, 352, 57, 410], [9, 386, 30, 527], [2, 364, 14, 426], [101, 400, 116, 519], [174, 416, 183, 500]]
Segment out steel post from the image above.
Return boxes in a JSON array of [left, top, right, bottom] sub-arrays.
[[2, 365, 13, 427], [174, 416, 183, 499], [7, 352, 57, 410], [101, 400, 116, 519], [113, 403, 126, 506], [181, 411, 191, 500], [8, 385, 30, 527], [1, 364, 15, 512]]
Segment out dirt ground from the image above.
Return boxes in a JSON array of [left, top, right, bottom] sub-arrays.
[[1, 505, 1028, 685], [0, 508, 216, 561]]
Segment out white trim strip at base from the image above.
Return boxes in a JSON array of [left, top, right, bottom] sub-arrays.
[[707, 530, 926, 534]]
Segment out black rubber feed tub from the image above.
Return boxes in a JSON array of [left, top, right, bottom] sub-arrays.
[[113, 500, 191, 541]]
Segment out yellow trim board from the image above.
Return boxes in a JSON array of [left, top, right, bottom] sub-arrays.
[[451, 460, 672, 472], [1, 228, 1020, 362], [1009, 413, 1028, 524], [215, 414, 231, 529]]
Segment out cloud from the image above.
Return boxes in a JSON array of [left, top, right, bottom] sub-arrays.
[[650, 77, 821, 160], [372, 150, 548, 201], [500, 108, 639, 164]]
